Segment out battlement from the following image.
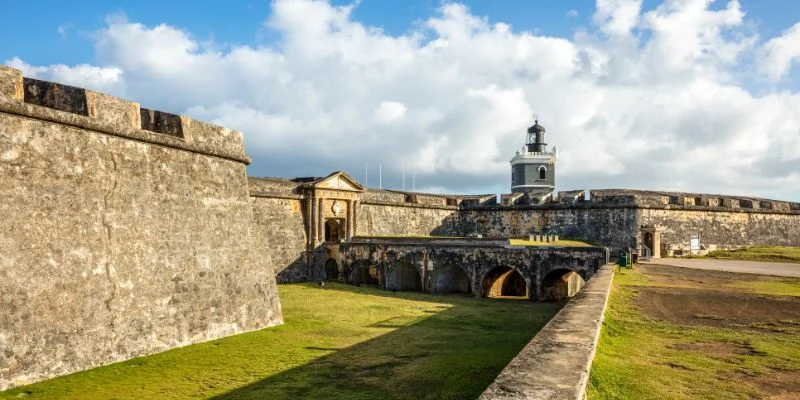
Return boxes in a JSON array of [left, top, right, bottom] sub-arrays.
[[461, 188, 799, 214], [360, 188, 467, 208], [0, 65, 249, 164]]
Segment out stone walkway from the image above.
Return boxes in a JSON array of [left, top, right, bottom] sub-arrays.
[[479, 265, 615, 400], [642, 258, 800, 278]]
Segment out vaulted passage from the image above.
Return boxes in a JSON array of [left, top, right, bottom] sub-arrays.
[[482, 267, 528, 299], [324, 219, 343, 242], [540, 269, 585, 301], [386, 262, 421, 292], [349, 260, 379, 287], [431, 264, 471, 294], [325, 258, 339, 281]]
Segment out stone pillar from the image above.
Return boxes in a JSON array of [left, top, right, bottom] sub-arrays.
[[312, 196, 320, 245], [345, 199, 354, 240], [318, 198, 325, 244], [306, 195, 313, 247], [653, 229, 662, 258], [352, 200, 359, 236]]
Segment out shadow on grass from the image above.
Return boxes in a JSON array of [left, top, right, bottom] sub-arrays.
[[0, 283, 557, 400], [212, 284, 557, 400]]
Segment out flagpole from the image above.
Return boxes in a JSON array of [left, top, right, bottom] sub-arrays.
[[412, 159, 416, 192], [365, 161, 368, 188], [402, 161, 405, 191], [379, 164, 382, 189]]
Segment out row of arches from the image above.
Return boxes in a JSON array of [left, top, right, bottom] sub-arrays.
[[324, 259, 585, 300]]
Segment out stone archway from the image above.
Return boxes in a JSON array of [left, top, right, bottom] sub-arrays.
[[325, 219, 343, 242], [325, 258, 339, 281], [482, 266, 528, 299], [350, 260, 379, 287], [643, 232, 654, 252], [540, 269, 585, 301], [386, 261, 422, 292], [640, 225, 662, 258], [431, 264, 471, 294]]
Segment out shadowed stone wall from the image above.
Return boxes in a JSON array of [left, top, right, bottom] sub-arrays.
[[249, 177, 309, 282], [0, 66, 283, 390]]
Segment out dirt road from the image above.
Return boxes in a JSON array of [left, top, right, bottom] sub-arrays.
[[643, 257, 800, 277]]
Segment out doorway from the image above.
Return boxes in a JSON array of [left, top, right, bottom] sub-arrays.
[[324, 219, 344, 242]]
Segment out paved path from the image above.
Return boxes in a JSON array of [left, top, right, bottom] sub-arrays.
[[643, 258, 800, 278]]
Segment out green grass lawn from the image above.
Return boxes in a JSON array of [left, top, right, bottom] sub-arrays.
[[1, 283, 558, 400], [705, 246, 800, 263], [588, 267, 800, 399]]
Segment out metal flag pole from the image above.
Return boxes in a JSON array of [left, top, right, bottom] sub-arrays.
[[412, 159, 416, 191], [379, 164, 382, 189], [365, 161, 368, 188], [402, 160, 405, 191]]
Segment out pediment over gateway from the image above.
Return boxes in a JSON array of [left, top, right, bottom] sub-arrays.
[[311, 171, 364, 192]]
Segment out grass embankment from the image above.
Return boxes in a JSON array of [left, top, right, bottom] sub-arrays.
[[705, 246, 800, 263], [2, 283, 557, 400], [588, 267, 800, 399]]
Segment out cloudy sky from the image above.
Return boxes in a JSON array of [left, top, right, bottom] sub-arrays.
[[2, 0, 800, 200]]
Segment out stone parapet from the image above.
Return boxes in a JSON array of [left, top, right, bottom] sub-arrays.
[[0, 65, 249, 164], [463, 188, 800, 215], [479, 264, 614, 400]]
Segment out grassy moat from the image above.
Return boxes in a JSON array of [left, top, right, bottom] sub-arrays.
[[1, 283, 558, 400], [589, 264, 800, 399], [704, 246, 800, 263]]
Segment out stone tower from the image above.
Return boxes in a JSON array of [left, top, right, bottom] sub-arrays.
[[510, 118, 557, 194]]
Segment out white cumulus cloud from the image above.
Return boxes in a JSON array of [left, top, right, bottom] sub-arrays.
[[5, 0, 800, 200]]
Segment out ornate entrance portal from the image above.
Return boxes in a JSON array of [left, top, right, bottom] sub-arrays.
[[296, 171, 365, 247]]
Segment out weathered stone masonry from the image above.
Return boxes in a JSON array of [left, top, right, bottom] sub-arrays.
[[0, 66, 283, 390], [3, 65, 800, 391], [256, 176, 800, 282]]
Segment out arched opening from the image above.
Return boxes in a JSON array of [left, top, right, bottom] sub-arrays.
[[538, 166, 547, 180], [324, 219, 343, 242], [643, 232, 654, 252], [386, 261, 421, 292], [325, 258, 339, 281], [431, 264, 471, 294], [540, 269, 586, 301], [350, 260, 379, 287], [482, 266, 528, 299]]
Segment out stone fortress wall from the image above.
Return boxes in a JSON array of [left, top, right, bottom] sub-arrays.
[[3, 64, 800, 390], [0, 66, 283, 390], [251, 175, 800, 282], [462, 189, 800, 252]]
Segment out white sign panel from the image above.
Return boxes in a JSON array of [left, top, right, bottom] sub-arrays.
[[690, 234, 700, 250]]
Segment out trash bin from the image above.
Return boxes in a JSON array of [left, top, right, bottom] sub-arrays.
[[617, 251, 629, 268]]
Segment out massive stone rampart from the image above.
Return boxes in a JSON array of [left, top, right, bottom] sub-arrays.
[[462, 189, 800, 251], [0, 66, 283, 390], [249, 177, 309, 282]]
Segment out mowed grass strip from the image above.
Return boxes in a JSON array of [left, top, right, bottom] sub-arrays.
[[1, 282, 558, 400], [588, 267, 800, 400], [705, 246, 800, 263]]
